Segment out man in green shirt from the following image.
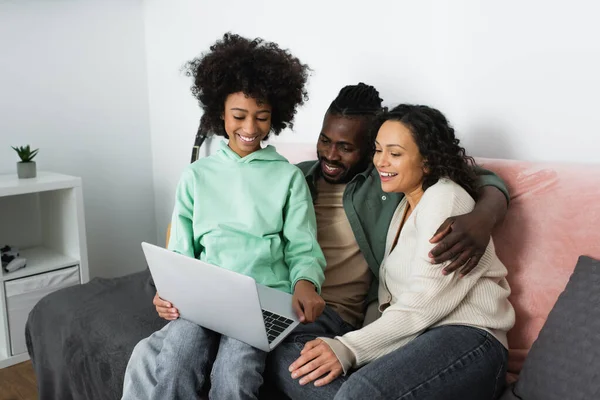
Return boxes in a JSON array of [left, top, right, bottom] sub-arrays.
[[264, 83, 509, 399]]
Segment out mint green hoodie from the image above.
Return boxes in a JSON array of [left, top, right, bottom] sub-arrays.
[[168, 140, 326, 294]]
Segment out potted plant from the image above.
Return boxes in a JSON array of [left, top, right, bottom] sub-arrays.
[[11, 145, 39, 179]]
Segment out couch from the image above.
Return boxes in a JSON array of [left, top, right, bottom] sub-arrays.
[[25, 142, 600, 399]]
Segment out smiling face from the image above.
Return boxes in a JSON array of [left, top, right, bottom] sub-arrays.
[[374, 120, 426, 197], [223, 92, 272, 157], [316, 113, 372, 184]]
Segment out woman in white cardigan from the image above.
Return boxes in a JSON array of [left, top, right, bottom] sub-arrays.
[[288, 104, 515, 400]]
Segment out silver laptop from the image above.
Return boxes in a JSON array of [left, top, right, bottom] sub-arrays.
[[141, 242, 300, 352]]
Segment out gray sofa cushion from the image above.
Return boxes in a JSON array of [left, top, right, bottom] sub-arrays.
[[501, 255, 600, 400]]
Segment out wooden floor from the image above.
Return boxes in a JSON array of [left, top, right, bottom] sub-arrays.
[[0, 361, 38, 400]]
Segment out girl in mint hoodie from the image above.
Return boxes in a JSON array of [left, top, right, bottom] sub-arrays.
[[122, 33, 326, 400]]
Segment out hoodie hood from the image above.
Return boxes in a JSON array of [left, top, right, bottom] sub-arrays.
[[216, 140, 288, 164]]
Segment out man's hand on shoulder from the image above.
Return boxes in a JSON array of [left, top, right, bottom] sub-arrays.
[[292, 280, 325, 323], [428, 211, 494, 276]]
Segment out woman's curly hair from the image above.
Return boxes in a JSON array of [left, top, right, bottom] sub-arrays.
[[184, 33, 310, 139], [374, 104, 479, 199]]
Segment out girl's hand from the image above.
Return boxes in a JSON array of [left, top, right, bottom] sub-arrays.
[[292, 280, 325, 323]]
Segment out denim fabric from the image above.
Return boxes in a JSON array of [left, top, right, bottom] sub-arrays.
[[265, 306, 355, 400], [334, 325, 508, 400], [267, 323, 507, 400], [209, 334, 268, 400], [122, 318, 267, 400]]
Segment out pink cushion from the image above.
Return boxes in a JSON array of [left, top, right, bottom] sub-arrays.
[[477, 158, 600, 378]]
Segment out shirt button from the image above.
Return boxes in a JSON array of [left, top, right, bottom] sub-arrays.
[[382, 195, 387, 200]]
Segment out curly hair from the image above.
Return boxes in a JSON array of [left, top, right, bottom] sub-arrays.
[[375, 104, 479, 199], [184, 33, 310, 139]]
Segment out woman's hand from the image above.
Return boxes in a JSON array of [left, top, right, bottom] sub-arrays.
[[289, 339, 343, 387], [153, 292, 179, 320], [292, 280, 325, 323]]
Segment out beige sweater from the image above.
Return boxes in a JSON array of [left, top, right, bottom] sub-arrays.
[[321, 179, 515, 373]]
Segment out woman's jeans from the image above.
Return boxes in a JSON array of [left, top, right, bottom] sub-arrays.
[[269, 323, 508, 400]]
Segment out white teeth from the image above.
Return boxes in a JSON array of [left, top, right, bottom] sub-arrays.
[[380, 172, 397, 177], [238, 135, 257, 143], [324, 164, 341, 173]]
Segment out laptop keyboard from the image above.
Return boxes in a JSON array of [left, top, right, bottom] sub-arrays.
[[262, 309, 295, 344]]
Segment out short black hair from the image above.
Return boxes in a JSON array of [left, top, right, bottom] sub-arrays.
[[184, 33, 310, 139], [327, 82, 383, 118], [375, 104, 478, 199], [328, 83, 383, 150]]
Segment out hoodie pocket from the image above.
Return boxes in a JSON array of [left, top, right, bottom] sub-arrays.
[[201, 232, 288, 288]]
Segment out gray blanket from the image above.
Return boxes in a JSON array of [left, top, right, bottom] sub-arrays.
[[25, 269, 287, 399], [26, 269, 167, 400]]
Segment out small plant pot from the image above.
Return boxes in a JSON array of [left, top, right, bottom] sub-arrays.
[[17, 161, 37, 179]]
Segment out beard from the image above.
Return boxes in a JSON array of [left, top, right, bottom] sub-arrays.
[[317, 153, 372, 184]]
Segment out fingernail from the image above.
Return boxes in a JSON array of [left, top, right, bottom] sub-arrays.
[[292, 372, 298, 379], [299, 379, 306, 385], [442, 269, 447, 275]]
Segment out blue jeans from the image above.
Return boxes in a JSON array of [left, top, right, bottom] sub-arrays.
[[265, 306, 356, 399], [269, 323, 508, 400], [122, 318, 267, 400]]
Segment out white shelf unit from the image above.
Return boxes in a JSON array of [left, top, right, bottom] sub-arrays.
[[0, 172, 89, 368]]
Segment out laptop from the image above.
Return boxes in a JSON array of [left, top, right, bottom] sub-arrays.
[[141, 242, 300, 352]]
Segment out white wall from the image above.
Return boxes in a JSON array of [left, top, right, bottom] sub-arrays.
[[144, 0, 600, 239], [0, 0, 157, 278]]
